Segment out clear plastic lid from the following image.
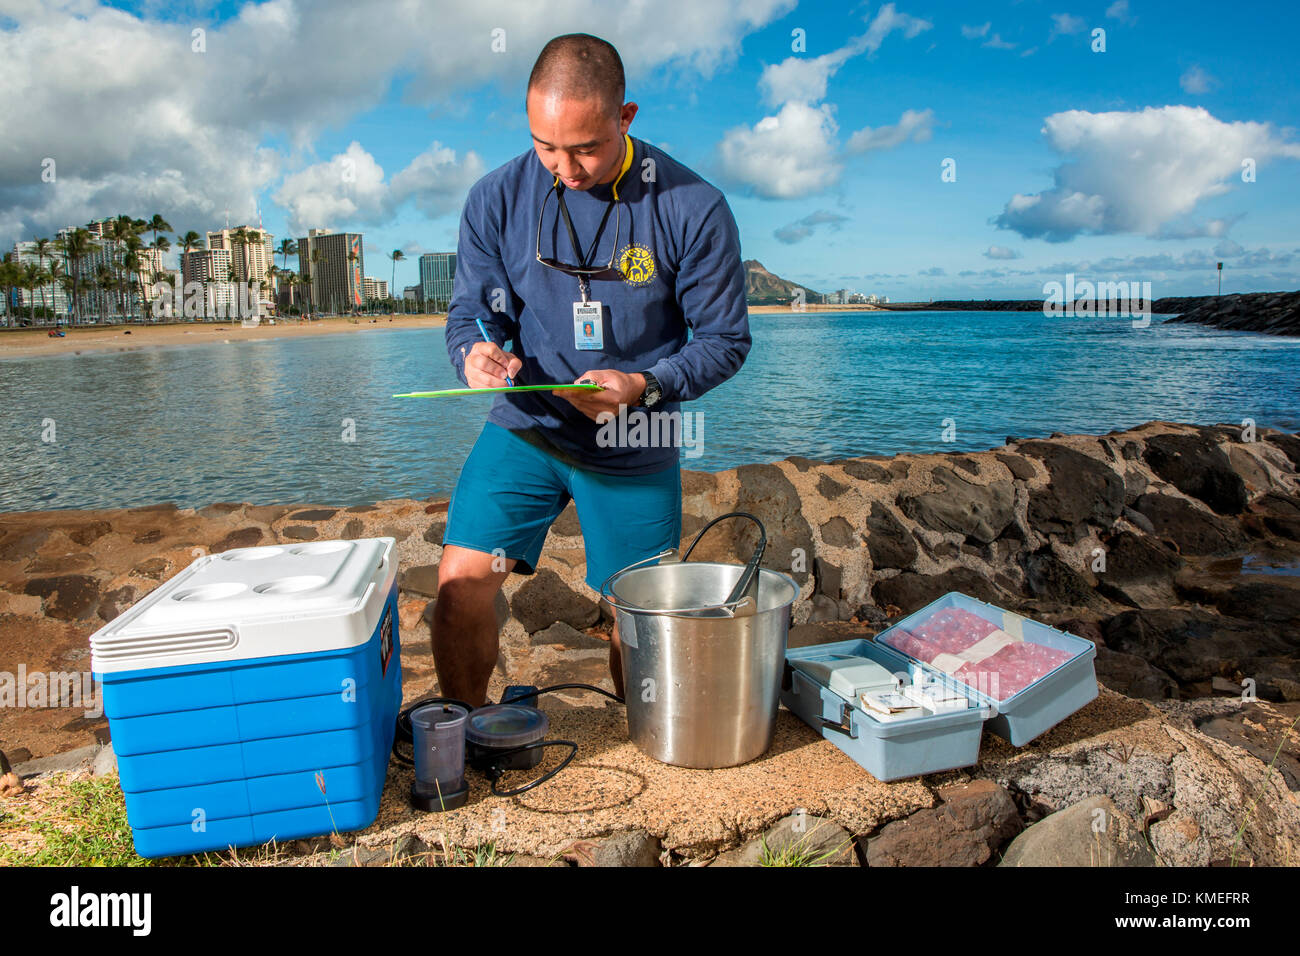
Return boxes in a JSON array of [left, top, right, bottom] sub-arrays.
[[464, 704, 549, 748], [878, 598, 1082, 702]]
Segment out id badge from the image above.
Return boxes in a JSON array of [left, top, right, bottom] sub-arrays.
[[573, 301, 603, 350]]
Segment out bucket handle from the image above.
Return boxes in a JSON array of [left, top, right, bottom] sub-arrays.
[[599, 512, 767, 618], [683, 511, 767, 611]]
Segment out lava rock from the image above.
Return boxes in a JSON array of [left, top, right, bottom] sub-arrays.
[[23, 574, 101, 620], [512, 569, 600, 632], [867, 780, 1021, 867], [1019, 441, 1125, 536], [1093, 645, 1179, 699], [819, 516, 855, 547], [863, 502, 918, 570], [901, 467, 1015, 544], [585, 829, 662, 867], [999, 795, 1157, 867], [816, 474, 849, 499], [400, 564, 440, 599], [1142, 433, 1247, 515], [1132, 493, 1246, 556], [214, 526, 263, 552], [874, 566, 1006, 612], [290, 508, 338, 522], [1022, 548, 1101, 607], [995, 453, 1037, 481], [551, 502, 583, 537]]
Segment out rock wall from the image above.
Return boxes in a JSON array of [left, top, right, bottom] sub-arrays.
[[1165, 289, 1300, 336]]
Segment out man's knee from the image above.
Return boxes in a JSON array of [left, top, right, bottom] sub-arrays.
[[436, 545, 513, 605]]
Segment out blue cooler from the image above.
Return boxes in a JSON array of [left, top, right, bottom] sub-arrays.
[[783, 591, 1098, 780], [89, 538, 402, 858]]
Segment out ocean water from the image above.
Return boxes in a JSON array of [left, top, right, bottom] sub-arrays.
[[1, 311, 1297, 513]]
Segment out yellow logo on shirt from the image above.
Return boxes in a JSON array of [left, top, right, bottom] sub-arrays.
[[618, 243, 656, 287]]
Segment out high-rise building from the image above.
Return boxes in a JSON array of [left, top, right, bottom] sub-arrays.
[[208, 226, 275, 313], [179, 248, 241, 318], [296, 229, 364, 313], [8, 241, 69, 318], [362, 277, 388, 301], [419, 252, 456, 310]]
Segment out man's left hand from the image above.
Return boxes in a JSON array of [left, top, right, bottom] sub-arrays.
[[554, 369, 646, 421]]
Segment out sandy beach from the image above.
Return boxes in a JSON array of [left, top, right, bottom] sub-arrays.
[[0, 305, 891, 359], [0, 314, 450, 359]]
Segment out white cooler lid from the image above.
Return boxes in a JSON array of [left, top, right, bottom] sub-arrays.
[[90, 538, 397, 674]]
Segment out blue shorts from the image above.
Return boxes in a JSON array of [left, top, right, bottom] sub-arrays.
[[443, 421, 682, 593]]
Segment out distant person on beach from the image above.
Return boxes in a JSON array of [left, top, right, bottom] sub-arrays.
[[434, 33, 750, 706]]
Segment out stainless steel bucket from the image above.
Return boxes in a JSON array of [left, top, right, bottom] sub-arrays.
[[601, 513, 798, 769]]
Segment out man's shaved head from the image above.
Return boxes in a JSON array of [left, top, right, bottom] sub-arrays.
[[527, 33, 625, 118]]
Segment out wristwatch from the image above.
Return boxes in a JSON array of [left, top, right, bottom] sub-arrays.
[[637, 370, 663, 408]]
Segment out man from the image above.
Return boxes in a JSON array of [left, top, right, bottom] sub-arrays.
[[434, 33, 750, 707]]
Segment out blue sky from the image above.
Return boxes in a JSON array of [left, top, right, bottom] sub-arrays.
[[2, 0, 1297, 300]]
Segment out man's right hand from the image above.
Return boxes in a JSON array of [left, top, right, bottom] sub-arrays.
[[464, 340, 523, 388]]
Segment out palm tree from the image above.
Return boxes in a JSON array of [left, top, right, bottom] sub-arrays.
[[308, 247, 324, 320], [21, 262, 43, 325], [123, 233, 147, 322], [175, 230, 200, 320], [31, 237, 55, 321], [388, 249, 404, 314], [47, 260, 67, 322], [146, 214, 171, 251], [277, 238, 296, 273], [58, 227, 92, 327], [0, 256, 20, 326], [95, 265, 113, 324]]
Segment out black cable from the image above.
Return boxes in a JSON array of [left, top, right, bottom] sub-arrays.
[[484, 740, 578, 797], [499, 682, 625, 706]]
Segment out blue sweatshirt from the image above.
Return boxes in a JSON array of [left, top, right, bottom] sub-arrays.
[[444, 133, 751, 474]]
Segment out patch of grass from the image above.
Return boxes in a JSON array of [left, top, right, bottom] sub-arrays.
[[757, 824, 852, 867], [1230, 711, 1300, 867], [0, 773, 292, 867], [425, 835, 515, 867]]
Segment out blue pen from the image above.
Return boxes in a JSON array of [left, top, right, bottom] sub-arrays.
[[475, 317, 513, 386]]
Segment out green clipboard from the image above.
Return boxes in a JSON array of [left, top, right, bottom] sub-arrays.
[[393, 383, 605, 398]]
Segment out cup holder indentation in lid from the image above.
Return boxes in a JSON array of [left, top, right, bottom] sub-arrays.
[[253, 575, 328, 595], [221, 547, 283, 561], [288, 542, 352, 555], [172, 582, 249, 602]]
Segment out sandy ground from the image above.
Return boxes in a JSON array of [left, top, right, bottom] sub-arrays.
[[0, 314, 449, 359]]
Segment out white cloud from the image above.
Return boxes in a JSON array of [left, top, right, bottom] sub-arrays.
[[719, 3, 931, 198], [995, 105, 1300, 242], [846, 109, 935, 153], [1180, 65, 1216, 95], [961, 22, 991, 39], [984, 245, 1022, 260], [1106, 0, 1135, 24], [1049, 13, 1087, 39], [773, 209, 849, 244], [758, 2, 931, 107], [984, 33, 1017, 50], [273, 141, 485, 236], [0, 0, 793, 245], [716, 102, 842, 199]]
